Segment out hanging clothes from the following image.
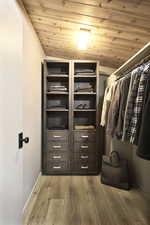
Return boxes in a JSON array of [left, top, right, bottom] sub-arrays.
[[101, 59, 150, 160], [115, 74, 131, 139], [122, 65, 144, 142], [106, 79, 122, 136], [100, 81, 117, 127], [137, 92, 150, 160], [129, 63, 150, 144]]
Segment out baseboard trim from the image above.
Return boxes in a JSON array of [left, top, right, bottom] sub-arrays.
[[22, 172, 41, 213]]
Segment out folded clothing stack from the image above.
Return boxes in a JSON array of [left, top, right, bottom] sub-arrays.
[[75, 84, 94, 92], [75, 125, 95, 130], [75, 87, 94, 92], [75, 69, 95, 75], [48, 85, 67, 92]]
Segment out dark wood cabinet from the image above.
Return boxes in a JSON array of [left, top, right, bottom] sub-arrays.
[[42, 60, 101, 175]]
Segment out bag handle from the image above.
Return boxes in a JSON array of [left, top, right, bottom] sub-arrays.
[[110, 151, 120, 166]]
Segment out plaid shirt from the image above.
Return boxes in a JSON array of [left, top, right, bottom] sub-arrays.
[[129, 64, 150, 144], [122, 66, 143, 141]]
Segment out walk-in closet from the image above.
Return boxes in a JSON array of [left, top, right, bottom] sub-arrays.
[[1, 1, 150, 225]]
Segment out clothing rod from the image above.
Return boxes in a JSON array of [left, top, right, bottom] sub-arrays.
[[112, 42, 150, 76]]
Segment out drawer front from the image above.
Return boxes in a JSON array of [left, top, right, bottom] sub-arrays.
[[47, 131, 69, 142], [48, 142, 69, 152], [73, 161, 97, 174], [74, 131, 96, 143], [47, 161, 68, 173], [73, 153, 97, 164], [48, 152, 69, 161], [74, 143, 96, 153]]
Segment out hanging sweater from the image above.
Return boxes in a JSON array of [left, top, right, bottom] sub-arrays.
[[100, 82, 117, 127]]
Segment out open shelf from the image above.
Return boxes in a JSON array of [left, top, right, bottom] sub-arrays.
[[47, 111, 69, 130], [46, 92, 69, 95], [74, 75, 96, 78], [74, 92, 96, 95], [47, 129, 69, 131], [46, 94, 68, 110], [74, 62, 96, 76], [47, 62, 69, 75], [46, 109, 69, 112], [74, 109, 96, 112], [47, 75, 69, 78], [73, 111, 96, 130], [73, 129, 96, 131]]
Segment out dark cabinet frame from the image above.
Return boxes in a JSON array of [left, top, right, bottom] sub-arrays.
[[42, 60, 101, 175]]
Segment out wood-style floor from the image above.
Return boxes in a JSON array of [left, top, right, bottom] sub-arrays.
[[23, 176, 150, 225]]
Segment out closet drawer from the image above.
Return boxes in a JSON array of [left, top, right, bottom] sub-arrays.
[[48, 142, 69, 152], [74, 143, 96, 153], [48, 152, 69, 161], [47, 161, 68, 173], [73, 153, 97, 164], [73, 161, 97, 174], [74, 131, 96, 142], [47, 131, 69, 142]]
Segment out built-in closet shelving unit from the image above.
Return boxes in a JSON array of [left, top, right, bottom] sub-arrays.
[[42, 60, 100, 175]]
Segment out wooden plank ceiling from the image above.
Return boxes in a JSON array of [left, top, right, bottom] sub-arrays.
[[22, 0, 150, 68]]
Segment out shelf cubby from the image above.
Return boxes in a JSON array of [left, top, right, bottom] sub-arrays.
[[73, 111, 96, 129], [47, 111, 69, 130], [74, 62, 96, 76], [74, 95, 96, 110], [47, 62, 69, 76]]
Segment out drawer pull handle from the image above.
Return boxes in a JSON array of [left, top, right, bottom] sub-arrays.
[[81, 135, 88, 138], [81, 155, 88, 159], [81, 145, 88, 149], [53, 145, 61, 149], [53, 135, 61, 138], [53, 156, 61, 159], [53, 166, 61, 169], [81, 166, 88, 169]]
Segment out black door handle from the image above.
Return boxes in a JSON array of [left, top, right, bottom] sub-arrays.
[[19, 132, 29, 149], [23, 137, 29, 144]]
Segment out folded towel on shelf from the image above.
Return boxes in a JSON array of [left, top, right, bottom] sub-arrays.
[[75, 88, 94, 92], [75, 69, 95, 74], [75, 73, 96, 76], [48, 86, 68, 91], [75, 125, 95, 130]]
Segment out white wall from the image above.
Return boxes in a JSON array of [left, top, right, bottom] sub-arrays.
[[21, 4, 45, 207]]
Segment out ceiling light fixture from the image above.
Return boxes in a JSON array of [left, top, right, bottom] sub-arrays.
[[78, 28, 91, 50]]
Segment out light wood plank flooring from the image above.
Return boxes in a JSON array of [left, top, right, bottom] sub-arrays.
[[23, 176, 150, 225]]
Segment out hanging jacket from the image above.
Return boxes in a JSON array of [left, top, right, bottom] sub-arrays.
[[106, 80, 122, 136], [129, 63, 150, 144], [115, 74, 131, 139], [136, 92, 150, 160], [122, 66, 144, 141], [100, 82, 117, 127]]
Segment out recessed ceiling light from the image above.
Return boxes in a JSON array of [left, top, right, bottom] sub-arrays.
[[78, 28, 91, 50]]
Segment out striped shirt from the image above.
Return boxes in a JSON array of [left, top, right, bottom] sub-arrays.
[[129, 63, 150, 144]]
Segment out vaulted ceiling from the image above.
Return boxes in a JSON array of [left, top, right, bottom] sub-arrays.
[[22, 0, 150, 68]]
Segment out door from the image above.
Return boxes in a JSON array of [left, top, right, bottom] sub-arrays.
[[0, 1, 23, 225], [22, 18, 42, 206]]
